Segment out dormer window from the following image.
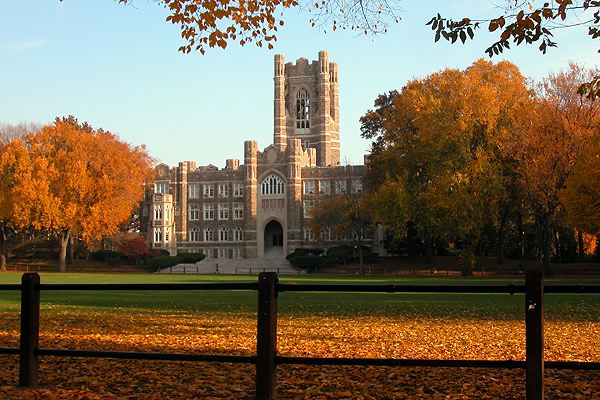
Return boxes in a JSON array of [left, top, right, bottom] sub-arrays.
[[296, 88, 310, 129]]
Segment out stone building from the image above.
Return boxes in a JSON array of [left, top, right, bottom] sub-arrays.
[[142, 51, 370, 260]]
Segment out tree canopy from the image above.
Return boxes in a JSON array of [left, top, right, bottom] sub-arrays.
[[0, 117, 154, 272], [362, 60, 600, 271]]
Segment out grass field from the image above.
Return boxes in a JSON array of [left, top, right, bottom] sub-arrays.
[[0, 272, 598, 399]]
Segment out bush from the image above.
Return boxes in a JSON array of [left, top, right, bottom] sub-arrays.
[[326, 246, 354, 264], [151, 249, 171, 258], [90, 250, 123, 262], [147, 256, 183, 272], [178, 253, 206, 263], [286, 248, 324, 260]]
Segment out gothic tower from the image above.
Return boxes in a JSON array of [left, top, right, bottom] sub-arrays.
[[273, 51, 340, 167]]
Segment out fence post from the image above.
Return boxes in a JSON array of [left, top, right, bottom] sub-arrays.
[[255, 272, 278, 400], [526, 267, 544, 400], [19, 272, 40, 388]]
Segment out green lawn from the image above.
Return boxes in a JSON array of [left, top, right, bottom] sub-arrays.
[[0, 272, 598, 321]]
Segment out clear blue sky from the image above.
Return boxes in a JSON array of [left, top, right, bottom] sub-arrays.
[[1, 1, 598, 167]]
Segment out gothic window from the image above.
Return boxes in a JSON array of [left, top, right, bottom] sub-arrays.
[[261, 174, 285, 196], [233, 227, 243, 241], [218, 227, 229, 241], [296, 88, 310, 129], [303, 227, 314, 241], [204, 228, 214, 241], [154, 204, 162, 221], [189, 227, 200, 242], [153, 228, 162, 243]]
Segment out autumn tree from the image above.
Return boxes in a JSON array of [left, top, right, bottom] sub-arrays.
[[0, 116, 154, 272], [503, 64, 600, 273], [362, 60, 530, 271], [0, 122, 44, 272], [429, 0, 600, 99], [308, 184, 371, 274]]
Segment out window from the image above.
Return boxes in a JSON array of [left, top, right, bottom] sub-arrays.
[[303, 227, 314, 241], [218, 248, 229, 259], [296, 88, 310, 129], [335, 180, 347, 194], [219, 227, 229, 241], [204, 228, 214, 241], [189, 227, 200, 242], [319, 180, 331, 195], [218, 203, 229, 220], [203, 248, 212, 258], [155, 182, 169, 194], [303, 200, 315, 218], [164, 205, 170, 222], [165, 227, 170, 242], [189, 204, 200, 220], [261, 174, 285, 196], [232, 248, 242, 258], [233, 183, 244, 197], [153, 228, 162, 243], [218, 184, 229, 198], [233, 203, 244, 220], [203, 204, 214, 220], [188, 184, 200, 199], [303, 180, 315, 195], [320, 227, 331, 240], [154, 204, 162, 221], [352, 180, 363, 195], [233, 227, 243, 241], [203, 184, 214, 198]]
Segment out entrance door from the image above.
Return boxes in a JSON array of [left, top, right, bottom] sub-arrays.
[[264, 220, 283, 256]]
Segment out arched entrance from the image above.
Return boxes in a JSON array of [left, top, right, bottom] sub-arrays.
[[264, 220, 284, 256]]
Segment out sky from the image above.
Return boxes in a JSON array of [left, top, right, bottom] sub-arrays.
[[0, 1, 598, 168]]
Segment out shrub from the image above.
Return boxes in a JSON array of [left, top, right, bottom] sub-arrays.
[[147, 256, 183, 272], [286, 248, 324, 260], [287, 253, 327, 271], [151, 249, 171, 258], [90, 250, 123, 262], [178, 253, 206, 263]]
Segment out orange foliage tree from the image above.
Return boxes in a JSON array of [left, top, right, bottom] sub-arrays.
[[0, 116, 154, 272]]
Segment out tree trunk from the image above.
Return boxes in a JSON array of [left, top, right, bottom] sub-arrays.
[[357, 241, 364, 275], [68, 235, 74, 265], [578, 231, 584, 262], [496, 204, 510, 265], [0, 224, 7, 272], [541, 222, 552, 276], [518, 211, 524, 271], [425, 235, 433, 264], [58, 229, 70, 273]]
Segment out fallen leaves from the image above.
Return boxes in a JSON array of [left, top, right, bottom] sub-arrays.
[[0, 309, 598, 399]]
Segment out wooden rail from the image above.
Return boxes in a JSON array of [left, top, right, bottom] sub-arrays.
[[0, 271, 598, 400]]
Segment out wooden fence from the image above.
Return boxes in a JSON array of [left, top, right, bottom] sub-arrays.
[[0, 270, 599, 400]]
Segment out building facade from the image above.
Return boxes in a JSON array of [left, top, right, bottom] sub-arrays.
[[142, 51, 369, 259]]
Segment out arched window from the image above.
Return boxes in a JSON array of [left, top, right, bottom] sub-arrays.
[[261, 174, 285, 196], [296, 88, 310, 129], [233, 227, 243, 241], [189, 227, 200, 242], [219, 227, 229, 241], [204, 228, 214, 241]]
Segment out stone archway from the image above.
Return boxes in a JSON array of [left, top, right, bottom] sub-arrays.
[[264, 220, 284, 256]]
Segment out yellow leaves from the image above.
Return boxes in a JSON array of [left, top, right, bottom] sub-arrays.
[[0, 118, 154, 246], [1, 309, 598, 398]]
